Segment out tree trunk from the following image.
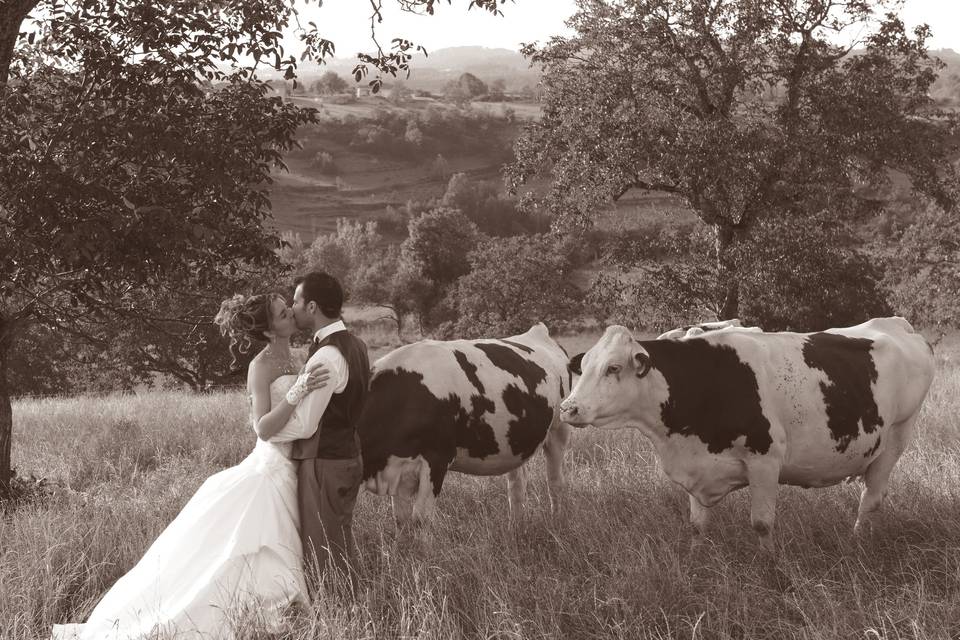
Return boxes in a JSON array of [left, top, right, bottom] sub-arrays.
[[715, 223, 740, 320], [0, 313, 15, 501], [0, 0, 39, 84]]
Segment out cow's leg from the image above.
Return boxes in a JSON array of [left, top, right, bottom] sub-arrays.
[[855, 412, 920, 534], [506, 464, 528, 519], [689, 494, 712, 539], [747, 459, 781, 552], [543, 420, 571, 513]]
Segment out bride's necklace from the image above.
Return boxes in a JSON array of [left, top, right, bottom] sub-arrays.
[[263, 345, 299, 376]]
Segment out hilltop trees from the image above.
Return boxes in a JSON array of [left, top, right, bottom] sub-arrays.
[[510, 0, 960, 322]]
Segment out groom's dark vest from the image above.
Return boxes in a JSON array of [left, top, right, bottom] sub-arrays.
[[290, 329, 370, 461]]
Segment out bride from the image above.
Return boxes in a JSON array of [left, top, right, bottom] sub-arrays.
[[53, 292, 329, 640]]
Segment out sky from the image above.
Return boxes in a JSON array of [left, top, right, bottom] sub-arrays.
[[284, 0, 960, 60]]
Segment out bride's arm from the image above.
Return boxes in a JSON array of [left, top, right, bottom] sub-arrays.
[[248, 361, 329, 441]]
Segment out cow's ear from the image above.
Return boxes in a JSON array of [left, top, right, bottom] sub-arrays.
[[568, 352, 585, 376], [633, 350, 651, 379]]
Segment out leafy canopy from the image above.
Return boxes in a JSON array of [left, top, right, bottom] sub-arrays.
[[511, 0, 958, 229]]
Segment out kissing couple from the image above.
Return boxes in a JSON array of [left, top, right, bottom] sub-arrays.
[[53, 271, 371, 640]]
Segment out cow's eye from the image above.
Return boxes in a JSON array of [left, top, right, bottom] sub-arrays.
[[606, 365, 621, 376]]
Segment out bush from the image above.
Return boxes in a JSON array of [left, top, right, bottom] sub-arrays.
[[587, 214, 892, 333], [733, 214, 891, 332], [399, 208, 480, 330], [884, 202, 960, 330], [449, 234, 582, 338]]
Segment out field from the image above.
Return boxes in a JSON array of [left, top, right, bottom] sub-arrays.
[[265, 97, 537, 242], [3, 331, 959, 640]]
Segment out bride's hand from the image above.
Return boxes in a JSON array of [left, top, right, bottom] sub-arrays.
[[303, 366, 330, 393]]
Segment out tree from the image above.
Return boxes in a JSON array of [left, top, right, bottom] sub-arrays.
[[311, 71, 349, 95], [510, 0, 960, 320], [399, 207, 480, 329], [387, 79, 412, 104], [456, 72, 488, 97], [440, 172, 548, 235], [450, 234, 582, 338], [885, 202, 960, 331], [103, 271, 284, 392], [732, 213, 892, 331], [0, 0, 521, 500]]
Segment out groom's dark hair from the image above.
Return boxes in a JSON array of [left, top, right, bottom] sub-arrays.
[[295, 271, 344, 319]]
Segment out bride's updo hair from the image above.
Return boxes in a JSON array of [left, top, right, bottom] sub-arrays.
[[214, 293, 282, 368]]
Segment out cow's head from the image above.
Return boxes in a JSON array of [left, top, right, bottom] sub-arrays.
[[561, 325, 653, 429]]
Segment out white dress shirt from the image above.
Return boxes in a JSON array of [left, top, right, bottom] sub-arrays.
[[297, 320, 350, 439]]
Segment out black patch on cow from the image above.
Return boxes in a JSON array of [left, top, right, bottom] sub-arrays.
[[497, 338, 534, 354], [568, 352, 584, 376], [476, 343, 547, 393], [801, 333, 884, 453], [454, 349, 485, 395], [357, 367, 499, 497], [476, 343, 554, 459], [642, 339, 773, 455], [503, 384, 553, 459], [864, 435, 882, 458]]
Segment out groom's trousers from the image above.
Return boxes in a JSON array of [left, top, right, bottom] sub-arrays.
[[298, 454, 363, 593]]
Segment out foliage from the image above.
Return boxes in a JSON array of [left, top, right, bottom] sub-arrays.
[[310, 71, 349, 96], [292, 220, 412, 337], [440, 173, 550, 236], [5, 320, 146, 397], [885, 202, 960, 330], [448, 234, 582, 338], [0, 0, 518, 497], [399, 208, 480, 329], [732, 214, 892, 332], [587, 215, 891, 333], [444, 71, 488, 103], [510, 0, 960, 319], [304, 105, 517, 161], [586, 224, 720, 333]]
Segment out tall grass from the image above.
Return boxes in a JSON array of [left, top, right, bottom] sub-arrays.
[[3, 340, 959, 639]]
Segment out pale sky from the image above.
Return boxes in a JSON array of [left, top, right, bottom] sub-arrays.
[[285, 0, 960, 59]]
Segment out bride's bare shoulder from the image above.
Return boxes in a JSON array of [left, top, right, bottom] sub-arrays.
[[246, 352, 272, 387]]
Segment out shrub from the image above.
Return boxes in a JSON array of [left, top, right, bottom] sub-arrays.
[[449, 234, 582, 338], [733, 214, 891, 331], [884, 202, 960, 330]]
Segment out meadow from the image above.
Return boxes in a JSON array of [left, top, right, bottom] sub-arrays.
[[2, 331, 959, 640]]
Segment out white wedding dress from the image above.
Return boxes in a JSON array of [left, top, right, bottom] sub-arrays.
[[52, 375, 315, 640]]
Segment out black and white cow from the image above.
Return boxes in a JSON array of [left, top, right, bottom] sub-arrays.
[[657, 319, 759, 340], [561, 317, 935, 548], [359, 323, 571, 523]]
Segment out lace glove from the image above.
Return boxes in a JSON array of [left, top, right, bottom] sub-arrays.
[[284, 372, 311, 406]]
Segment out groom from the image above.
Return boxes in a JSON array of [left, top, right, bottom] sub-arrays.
[[290, 271, 370, 593]]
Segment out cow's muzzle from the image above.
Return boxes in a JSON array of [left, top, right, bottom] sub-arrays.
[[560, 400, 591, 427]]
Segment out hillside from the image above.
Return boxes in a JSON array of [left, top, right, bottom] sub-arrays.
[[264, 47, 960, 244], [265, 99, 532, 240]]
